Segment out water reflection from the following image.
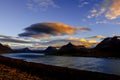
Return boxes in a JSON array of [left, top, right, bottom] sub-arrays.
[[1, 53, 120, 76]]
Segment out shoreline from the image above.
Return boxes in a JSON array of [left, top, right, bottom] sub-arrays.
[[0, 55, 120, 80]]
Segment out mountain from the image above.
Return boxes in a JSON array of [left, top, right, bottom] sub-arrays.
[[93, 36, 120, 57], [14, 47, 32, 53], [44, 46, 57, 53], [95, 36, 120, 51], [0, 43, 13, 53], [14, 47, 44, 53], [56, 42, 87, 55], [45, 37, 120, 58], [58, 42, 78, 53]]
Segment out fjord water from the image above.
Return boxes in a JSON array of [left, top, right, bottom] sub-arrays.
[[1, 53, 120, 76]]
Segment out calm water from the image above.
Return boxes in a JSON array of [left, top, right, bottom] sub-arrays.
[[1, 53, 120, 76]]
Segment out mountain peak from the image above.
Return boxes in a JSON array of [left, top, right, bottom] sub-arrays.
[[44, 46, 57, 53], [65, 42, 74, 47], [95, 36, 120, 49]]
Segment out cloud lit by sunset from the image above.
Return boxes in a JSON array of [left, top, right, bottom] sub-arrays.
[[106, 0, 120, 19], [19, 22, 90, 39], [66, 37, 98, 47]]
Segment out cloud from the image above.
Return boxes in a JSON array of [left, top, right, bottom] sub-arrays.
[[95, 20, 109, 24], [0, 38, 31, 43], [26, 0, 60, 11], [0, 34, 97, 48], [87, 0, 111, 19], [95, 20, 120, 25], [88, 0, 120, 19], [0, 34, 12, 39], [0, 34, 32, 43], [66, 37, 97, 44], [88, 8, 106, 19], [40, 37, 98, 47], [88, 35, 106, 39], [19, 22, 91, 39], [78, 1, 89, 8], [105, 0, 120, 19], [66, 37, 87, 43]]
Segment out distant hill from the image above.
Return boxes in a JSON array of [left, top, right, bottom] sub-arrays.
[[14, 47, 32, 53], [14, 47, 44, 53], [0, 43, 13, 53], [44, 46, 58, 54]]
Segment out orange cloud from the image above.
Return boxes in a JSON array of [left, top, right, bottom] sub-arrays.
[[67, 38, 87, 43], [88, 40, 97, 43], [88, 0, 120, 19], [19, 22, 91, 38], [88, 35, 106, 39], [106, 0, 120, 19], [66, 37, 98, 47]]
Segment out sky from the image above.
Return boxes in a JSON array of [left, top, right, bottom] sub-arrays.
[[0, 0, 120, 48]]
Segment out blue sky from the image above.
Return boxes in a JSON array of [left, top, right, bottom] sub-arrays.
[[0, 0, 120, 48]]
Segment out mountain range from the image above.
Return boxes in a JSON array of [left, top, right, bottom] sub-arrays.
[[46, 36, 120, 58], [0, 36, 120, 58]]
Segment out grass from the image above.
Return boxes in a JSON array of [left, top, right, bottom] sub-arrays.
[[0, 64, 42, 80]]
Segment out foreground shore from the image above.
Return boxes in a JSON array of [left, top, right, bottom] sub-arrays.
[[0, 56, 120, 80], [0, 63, 42, 80]]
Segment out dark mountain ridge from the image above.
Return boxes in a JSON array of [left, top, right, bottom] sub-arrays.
[[49, 42, 88, 56], [0, 43, 13, 53], [95, 36, 120, 51]]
